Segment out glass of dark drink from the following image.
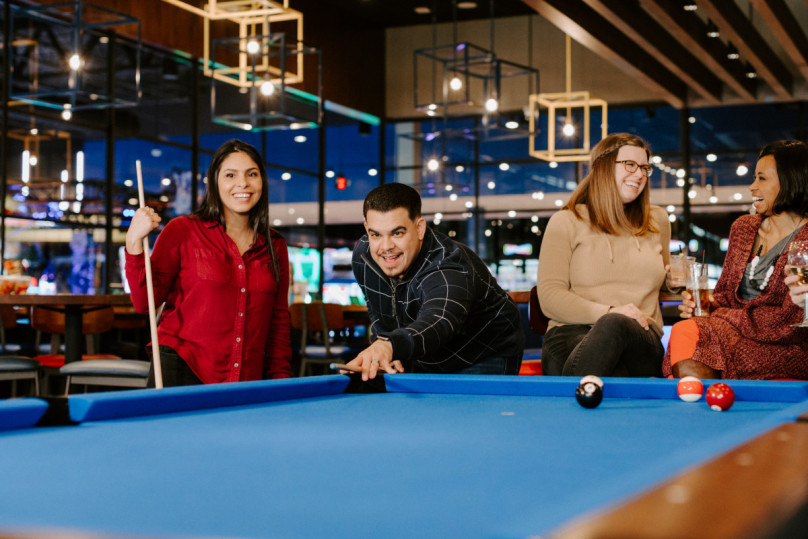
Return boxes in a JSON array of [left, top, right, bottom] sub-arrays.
[[685, 263, 711, 317], [787, 240, 808, 327]]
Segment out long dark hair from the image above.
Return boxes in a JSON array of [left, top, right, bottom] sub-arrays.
[[194, 139, 280, 278]]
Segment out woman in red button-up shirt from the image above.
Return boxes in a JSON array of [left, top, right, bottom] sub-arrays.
[[125, 139, 292, 385]]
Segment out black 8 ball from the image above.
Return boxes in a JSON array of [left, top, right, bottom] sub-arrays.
[[575, 381, 603, 409]]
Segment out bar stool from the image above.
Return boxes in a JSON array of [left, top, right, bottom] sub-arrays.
[[290, 302, 356, 377], [30, 305, 121, 395], [60, 359, 150, 395], [0, 356, 40, 397]]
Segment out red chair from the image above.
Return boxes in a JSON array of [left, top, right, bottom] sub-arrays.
[[290, 302, 355, 377], [30, 305, 121, 395], [30, 305, 121, 368], [516, 286, 550, 376], [0, 306, 17, 354]]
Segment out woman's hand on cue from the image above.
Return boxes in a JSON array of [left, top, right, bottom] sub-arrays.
[[125, 207, 161, 255], [608, 303, 650, 330]]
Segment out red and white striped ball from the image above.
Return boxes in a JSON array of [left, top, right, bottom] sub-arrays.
[[677, 376, 703, 403]]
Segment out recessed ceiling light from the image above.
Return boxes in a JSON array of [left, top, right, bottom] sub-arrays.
[[414, 7, 430, 15], [457, 2, 478, 8]]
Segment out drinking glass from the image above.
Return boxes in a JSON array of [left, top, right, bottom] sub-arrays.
[[685, 263, 711, 317], [787, 240, 808, 327], [668, 255, 695, 289]]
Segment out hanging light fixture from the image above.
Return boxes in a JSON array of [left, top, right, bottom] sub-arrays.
[[411, 0, 539, 138], [530, 34, 608, 162], [210, 33, 322, 131], [726, 43, 740, 60], [9, 1, 141, 112], [163, 0, 321, 131]]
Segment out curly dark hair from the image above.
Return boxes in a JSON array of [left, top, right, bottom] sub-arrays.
[[758, 140, 808, 217]]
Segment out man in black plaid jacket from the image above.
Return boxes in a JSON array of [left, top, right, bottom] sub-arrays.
[[345, 183, 524, 381]]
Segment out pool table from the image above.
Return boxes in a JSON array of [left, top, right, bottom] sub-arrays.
[[2, 375, 808, 538]]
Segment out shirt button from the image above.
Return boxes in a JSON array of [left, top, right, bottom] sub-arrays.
[[241, 288, 246, 293], [238, 312, 244, 317], [234, 363, 239, 368], [236, 337, 241, 343], [238, 265, 243, 269]]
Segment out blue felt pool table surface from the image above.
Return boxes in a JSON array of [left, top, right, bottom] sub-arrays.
[[2, 374, 808, 538]]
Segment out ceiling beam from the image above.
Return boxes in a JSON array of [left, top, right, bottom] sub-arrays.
[[751, 0, 808, 84], [521, 0, 688, 108], [583, 0, 721, 104], [697, 0, 792, 99], [641, 0, 757, 101]]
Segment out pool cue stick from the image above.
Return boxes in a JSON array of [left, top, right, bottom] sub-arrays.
[[330, 363, 364, 373], [136, 160, 164, 389]]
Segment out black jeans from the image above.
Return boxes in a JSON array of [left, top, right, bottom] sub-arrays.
[[541, 313, 664, 377], [147, 345, 203, 387], [454, 353, 523, 375]]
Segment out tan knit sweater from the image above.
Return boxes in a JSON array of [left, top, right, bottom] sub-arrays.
[[536, 205, 670, 335]]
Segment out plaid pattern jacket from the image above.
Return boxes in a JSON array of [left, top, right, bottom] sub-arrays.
[[352, 228, 524, 373]]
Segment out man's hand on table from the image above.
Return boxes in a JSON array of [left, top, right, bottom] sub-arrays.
[[342, 339, 404, 381]]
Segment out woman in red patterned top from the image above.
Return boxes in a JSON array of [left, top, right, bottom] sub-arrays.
[[125, 139, 292, 386], [664, 140, 808, 380]]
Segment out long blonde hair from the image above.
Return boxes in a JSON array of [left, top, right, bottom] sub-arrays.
[[564, 133, 657, 236]]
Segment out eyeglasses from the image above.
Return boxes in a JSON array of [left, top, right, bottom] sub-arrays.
[[616, 160, 654, 177]]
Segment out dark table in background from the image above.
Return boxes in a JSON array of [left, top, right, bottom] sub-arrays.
[[0, 294, 133, 363]]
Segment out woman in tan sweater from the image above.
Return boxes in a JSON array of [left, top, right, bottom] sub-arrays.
[[536, 133, 671, 377]]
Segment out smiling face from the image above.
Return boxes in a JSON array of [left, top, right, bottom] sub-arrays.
[[364, 207, 426, 278], [750, 155, 781, 217], [217, 151, 263, 223], [614, 145, 649, 204]]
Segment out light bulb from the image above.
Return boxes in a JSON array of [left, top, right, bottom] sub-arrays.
[[450, 77, 463, 91], [427, 158, 439, 171], [562, 122, 575, 137], [68, 53, 81, 71], [260, 80, 275, 96], [246, 40, 260, 54], [485, 98, 499, 112]]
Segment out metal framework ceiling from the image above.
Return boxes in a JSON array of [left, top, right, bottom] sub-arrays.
[[330, 0, 808, 109], [521, 0, 808, 108]]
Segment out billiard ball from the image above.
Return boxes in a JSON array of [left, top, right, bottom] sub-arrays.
[[575, 382, 603, 409], [579, 374, 604, 389], [705, 383, 735, 411], [677, 376, 703, 402]]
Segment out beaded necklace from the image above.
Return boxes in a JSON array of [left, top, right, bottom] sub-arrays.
[[747, 244, 775, 291], [747, 221, 806, 291]]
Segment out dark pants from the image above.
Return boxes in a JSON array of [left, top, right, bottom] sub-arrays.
[[541, 313, 664, 377], [147, 345, 203, 388], [455, 353, 523, 375]]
